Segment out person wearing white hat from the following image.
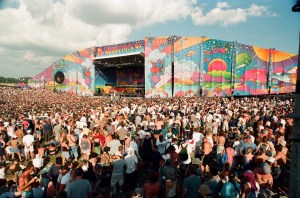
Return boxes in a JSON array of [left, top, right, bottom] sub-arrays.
[[124, 147, 138, 191], [278, 139, 288, 155], [23, 130, 35, 161]]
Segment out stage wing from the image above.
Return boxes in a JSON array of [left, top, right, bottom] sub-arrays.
[[270, 50, 298, 94], [173, 37, 203, 97], [144, 36, 173, 98]]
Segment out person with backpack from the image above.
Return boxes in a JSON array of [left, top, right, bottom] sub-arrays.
[[220, 170, 241, 198]]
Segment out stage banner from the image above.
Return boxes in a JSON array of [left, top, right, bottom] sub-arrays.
[[202, 39, 233, 97], [173, 37, 205, 97], [144, 36, 173, 98], [96, 40, 144, 57], [270, 50, 297, 94], [234, 45, 269, 96]]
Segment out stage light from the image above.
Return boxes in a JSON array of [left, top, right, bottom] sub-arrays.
[[292, 0, 300, 12]]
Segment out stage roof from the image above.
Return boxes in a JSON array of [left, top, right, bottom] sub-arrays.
[[93, 52, 144, 60]]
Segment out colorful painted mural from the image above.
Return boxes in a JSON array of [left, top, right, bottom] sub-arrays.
[[202, 39, 234, 97], [31, 36, 297, 97], [270, 50, 298, 94], [233, 44, 270, 96], [30, 47, 96, 96], [144, 36, 174, 98], [145, 36, 297, 97], [174, 37, 206, 97]]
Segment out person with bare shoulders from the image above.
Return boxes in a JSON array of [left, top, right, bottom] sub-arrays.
[[14, 126, 24, 141], [254, 162, 273, 191], [277, 139, 288, 156], [68, 131, 79, 161], [105, 133, 112, 147], [254, 148, 269, 167], [7, 136, 22, 161], [216, 131, 225, 155], [18, 164, 36, 198], [201, 137, 213, 176]]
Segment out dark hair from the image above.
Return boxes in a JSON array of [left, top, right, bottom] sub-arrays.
[[57, 191, 68, 198], [75, 167, 84, 176], [56, 157, 62, 164], [168, 145, 175, 152], [149, 172, 159, 184], [210, 166, 219, 176]]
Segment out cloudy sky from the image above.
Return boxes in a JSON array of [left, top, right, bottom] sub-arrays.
[[0, 0, 299, 78]]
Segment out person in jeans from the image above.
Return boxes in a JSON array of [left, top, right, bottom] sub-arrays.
[[68, 131, 78, 161], [43, 119, 52, 142]]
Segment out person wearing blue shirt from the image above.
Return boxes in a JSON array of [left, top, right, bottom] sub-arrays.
[[221, 171, 240, 198], [183, 165, 201, 198]]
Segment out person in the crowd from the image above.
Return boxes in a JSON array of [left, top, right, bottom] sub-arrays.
[[124, 147, 138, 192], [220, 170, 241, 198], [0, 87, 294, 198], [66, 167, 92, 198], [18, 164, 36, 198], [143, 172, 160, 198], [110, 151, 125, 196], [182, 165, 201, 198]]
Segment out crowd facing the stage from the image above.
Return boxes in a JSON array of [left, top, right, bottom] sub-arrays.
[[0, 87, 293, 198]]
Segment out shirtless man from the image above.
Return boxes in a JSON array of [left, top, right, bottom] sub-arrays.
[[68, 131, 78, 161], [18, 165, 36, 198], [14, 126, 24, 141], [201, 137, 213, 176], [216, 131, 226, 155], [7, 136, 22, 161], [254, 148, 269, 166]]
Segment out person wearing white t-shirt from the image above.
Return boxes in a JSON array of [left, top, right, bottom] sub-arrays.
[[124, 147, 138, 191], [23, 130, 35, 161], [108, 135, 121, 156]]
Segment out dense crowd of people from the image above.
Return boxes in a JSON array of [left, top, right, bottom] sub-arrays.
[[0, 87, 293, 198]]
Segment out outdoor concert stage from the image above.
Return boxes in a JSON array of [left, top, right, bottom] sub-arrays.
[[94, 52, 145, 97], [30, 36, 298, 97]]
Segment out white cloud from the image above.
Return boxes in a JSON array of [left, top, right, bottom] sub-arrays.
[[0, 0, 195, 77], [191, 2, 277, 26]]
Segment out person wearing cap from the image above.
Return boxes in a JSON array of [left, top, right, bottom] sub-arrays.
[[277, 139, 288, 156], [66, 167, 92, 198], [57, 162, 72, 192], [110, 151, 125, 196], [22, 130, 35, 161], [198, 184, 212, 198]]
